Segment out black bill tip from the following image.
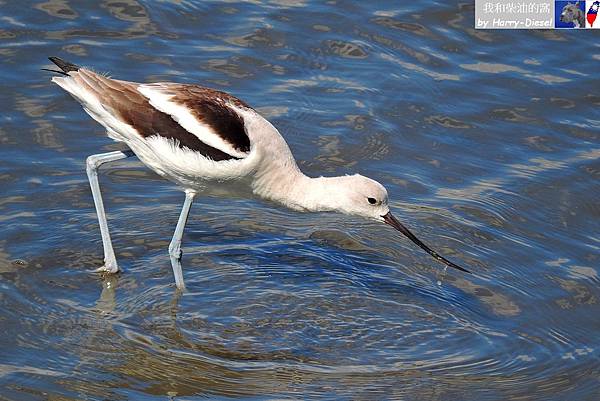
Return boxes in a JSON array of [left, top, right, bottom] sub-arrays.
[[382, 212, 470, 273]]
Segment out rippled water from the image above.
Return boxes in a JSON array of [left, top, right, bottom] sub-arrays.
[[1, 1, 599, 399]]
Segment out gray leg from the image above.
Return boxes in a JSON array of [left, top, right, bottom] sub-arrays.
[[86, 150, 135, 273], [169, 190, 196, 289]]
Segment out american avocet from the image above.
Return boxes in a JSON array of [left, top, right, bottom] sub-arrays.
[[46, 56, 470, 289]]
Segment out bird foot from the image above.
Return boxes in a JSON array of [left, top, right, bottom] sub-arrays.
[[94, 262, 119, 274]]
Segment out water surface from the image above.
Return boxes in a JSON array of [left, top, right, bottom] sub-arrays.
[[0, 1, 599, 399]]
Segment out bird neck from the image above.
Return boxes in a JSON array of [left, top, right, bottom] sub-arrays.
[[252, 164, 346, 212], [243, 110, 346, 212]]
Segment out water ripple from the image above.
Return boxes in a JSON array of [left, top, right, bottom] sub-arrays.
[[0, 0, 598, 399]]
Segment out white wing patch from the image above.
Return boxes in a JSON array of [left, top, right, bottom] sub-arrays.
[[137, 84, 248, 159]]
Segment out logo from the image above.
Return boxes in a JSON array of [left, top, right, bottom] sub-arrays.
[[556, 1, 586, 28], [587, 0, 600, 27], [475, 1, 600, 29]]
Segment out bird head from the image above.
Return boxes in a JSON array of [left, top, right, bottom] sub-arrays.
[[331, 174, 470, 273], [326, 174, 391, 220]]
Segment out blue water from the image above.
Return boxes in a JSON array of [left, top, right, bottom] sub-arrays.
[[1, 1, 599, 399]]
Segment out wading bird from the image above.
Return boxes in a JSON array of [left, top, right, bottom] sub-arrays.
[[46, 56, 470, 289]]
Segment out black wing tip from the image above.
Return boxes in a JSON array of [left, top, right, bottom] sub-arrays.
[[48, 56, 80, 73], [41, 68, 69, 76]]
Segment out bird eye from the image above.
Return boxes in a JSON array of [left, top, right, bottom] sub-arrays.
[[367, 197, 377, 205]]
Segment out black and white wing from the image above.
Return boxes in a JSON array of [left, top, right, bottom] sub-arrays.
[[49, 57, 252, 162]]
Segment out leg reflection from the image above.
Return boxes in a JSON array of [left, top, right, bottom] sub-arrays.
[[95, 273, 119, 314]]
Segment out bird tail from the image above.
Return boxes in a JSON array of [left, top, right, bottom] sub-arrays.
[[42, 56, 81, 76]]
